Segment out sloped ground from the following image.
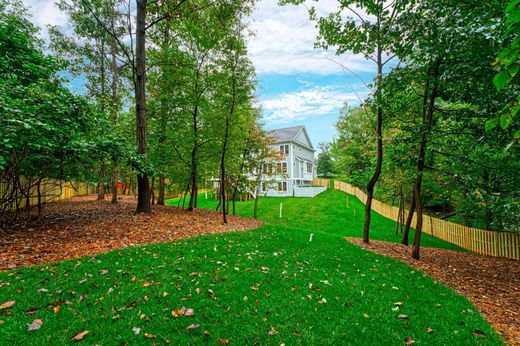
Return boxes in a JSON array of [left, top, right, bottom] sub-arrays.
[[0, 195, 262, 271], [348, 238, 520, 345]]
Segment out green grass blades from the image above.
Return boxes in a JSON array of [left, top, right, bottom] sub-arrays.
[[0, 189, 501, 345], [168, 189, 463, 250], [0, 226, 501, 345]]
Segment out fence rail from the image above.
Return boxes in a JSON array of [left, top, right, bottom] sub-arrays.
[[313, 179, 520, 260]]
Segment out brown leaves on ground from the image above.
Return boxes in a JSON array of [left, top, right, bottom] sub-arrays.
[[0, 301, 15, 310], [347, 238, 520, 346], [0, 195, 262, 271], [71, 330, 89, 341]]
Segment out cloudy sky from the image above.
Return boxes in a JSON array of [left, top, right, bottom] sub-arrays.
[[22, 0, 374, 147]]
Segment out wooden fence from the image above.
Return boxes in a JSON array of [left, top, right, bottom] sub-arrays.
[[0, 179, 95, 212], [313, 179, 520, 260]]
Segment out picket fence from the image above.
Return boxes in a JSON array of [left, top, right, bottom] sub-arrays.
[[313, 179, 520, 260]]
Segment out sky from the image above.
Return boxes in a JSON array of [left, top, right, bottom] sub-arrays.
[[22, 0, 375, 147]]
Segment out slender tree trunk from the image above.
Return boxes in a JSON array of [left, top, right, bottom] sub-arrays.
[[110, 20, 119, 204], [188, 100, 200, 211], [411, 61, 440, 260], [363, 45, 384, 243], [151, 176, 155, 205], [157, 176, 166, 205], [97, 164, 105, 201], [402, 192, 415, 245], [220, 117, 230, 223], [37, 179, 42, 218], [135, 0, 151, 214], [253, 163, 263, 220]]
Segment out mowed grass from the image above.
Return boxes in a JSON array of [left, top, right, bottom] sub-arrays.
[[168, 189, 463, 250], [0, 189, 501, 345]]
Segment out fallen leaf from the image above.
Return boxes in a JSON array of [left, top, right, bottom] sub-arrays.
[[0, 301, 15, 310], [53, 305, 61, 314], [163, 292, 169, 297], [398, 314, 409, 319], [208, 289, 215, 298], [319, 298, 327, 304], [426, 327, 433, 334], [27, 319, 43, 331], [405, 337, 415, 344], [71, 330, 89, 341], [172, 309, 183, 317], [472, 330, 486, 338], [363, 313, 369, 318], [217, 338, 230, 344], [187, 324, 199, 330], [132, 327, 141, 334], [184, 308, 194, 317], [267, 326, 278, 335], [112, 314, 121, 320], [144, 333, 156, 339]]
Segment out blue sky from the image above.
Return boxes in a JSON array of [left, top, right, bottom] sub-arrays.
[[247, 0, 375, 147], [23, 0, 376, 148]]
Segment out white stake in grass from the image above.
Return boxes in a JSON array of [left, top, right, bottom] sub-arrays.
[[279, 202, 283, 219]]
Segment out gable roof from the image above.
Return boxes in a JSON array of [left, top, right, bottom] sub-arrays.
[[267, 125, 305, 142], [267, 125, 314, 150]]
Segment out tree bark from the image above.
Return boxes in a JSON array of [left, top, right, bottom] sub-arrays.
[[187, 99, 200, 211], [402, 192, 415, 245], [253, 163, 263, 220], [110, 15, 119, 204], [135, 0, 151, 214], [363, 43, 384, 244], [411, 61, 440, 260], [157, 175, 165, 205]]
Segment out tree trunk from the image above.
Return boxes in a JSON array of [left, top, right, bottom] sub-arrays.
[[110, 17, 119, 204], [188, 101, 200, 211], [411, 61, 440, 260], [220, 127, 229, 223], [157, 175, 165, 205], [151, 176, 155, 205], [402, 192, 415, 245], [134, 0, 151, 214], [97, 180, 105, 200], [363, 45, 384, 244], [253, 163, 263, 220]]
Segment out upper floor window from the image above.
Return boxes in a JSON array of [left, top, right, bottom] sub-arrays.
[[306, 162, 313, 174], [280, 144, 289, 155], [277, 162, 288, 174]]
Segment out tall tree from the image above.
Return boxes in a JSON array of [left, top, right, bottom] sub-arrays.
[[282, 0, 408, 242]]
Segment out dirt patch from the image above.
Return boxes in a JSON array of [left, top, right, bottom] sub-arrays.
[[0, 195, 262, 271], [347, 238, 520, 345]]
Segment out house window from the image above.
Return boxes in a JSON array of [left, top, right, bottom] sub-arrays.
[[278, 181, 287, 192], [306, 162, 313, 174], [277, 162, 287, 174], [263, 164, 274, 174], [279, 144, 289, 155]]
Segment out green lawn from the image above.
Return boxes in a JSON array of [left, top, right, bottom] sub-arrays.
[[168, 189, 463, 250], [0, 189, 501, 345]]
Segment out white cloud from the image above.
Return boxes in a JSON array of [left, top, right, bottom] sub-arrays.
[[23, 0, 69, 30], [248, 0, 373, 75], [261, 85, 368, 124]]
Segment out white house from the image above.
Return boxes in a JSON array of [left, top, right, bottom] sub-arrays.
[[261, 125, 325, 197]]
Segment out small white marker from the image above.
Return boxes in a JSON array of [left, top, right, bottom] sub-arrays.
[[279, 202, 283, 218]]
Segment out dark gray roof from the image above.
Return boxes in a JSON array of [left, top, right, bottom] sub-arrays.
[[267, 125, 305, 142]]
